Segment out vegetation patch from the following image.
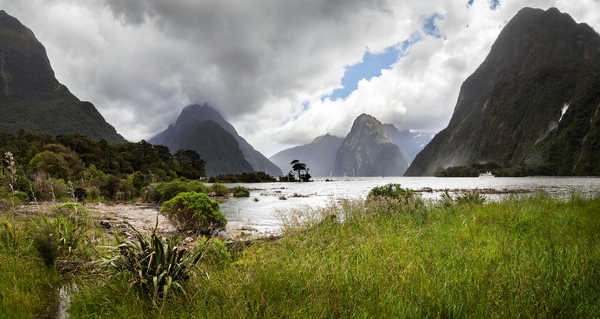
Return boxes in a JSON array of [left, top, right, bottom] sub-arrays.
[[160, 192, 226, 233]]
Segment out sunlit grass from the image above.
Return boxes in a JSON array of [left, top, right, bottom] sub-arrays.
[[67, 194, 600, 318]]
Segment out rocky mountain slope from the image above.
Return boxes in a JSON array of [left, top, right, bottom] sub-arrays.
[[335, 114, 408, 176], [150, 104, 281, 176], [0, 10, 125, 143], [270, 133, 344, 176], [406, 7, 600, 176]]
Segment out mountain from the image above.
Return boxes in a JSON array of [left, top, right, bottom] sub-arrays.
[[383, 124, 435, 163], [270, 133, 344, 176], [150, 104, 282, 176], [334, 114, 408, 176], [0, 10, 125, 144], [406, 7, 600, 176]]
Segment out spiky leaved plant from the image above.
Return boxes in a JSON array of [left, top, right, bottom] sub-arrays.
[[103, 221, 205, 309]]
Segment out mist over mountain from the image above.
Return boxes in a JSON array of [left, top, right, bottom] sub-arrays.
[[270, 134, 344, 177], [335, 114, 408, 176], [0, 10, 125, 144], [150, 104, 282, 177], [383, 124, 435, 163], [407, 7, 600, 176]]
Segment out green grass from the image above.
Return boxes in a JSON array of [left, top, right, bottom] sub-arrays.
[[66, 194, 600, 318], [0, 217, 63, 319]]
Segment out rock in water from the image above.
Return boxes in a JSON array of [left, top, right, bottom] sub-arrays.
[[406, 7, 600, 176], [334, 114, 408, 176], [0, 10, 125, 143]]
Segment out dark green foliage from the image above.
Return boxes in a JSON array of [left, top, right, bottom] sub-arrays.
[[143, 179, 209, 203], [174, 150, 206, 179], [74, 187, 86, 202], [208, 171, 277, 183], [0, 133, 205, 180], [232, 186, 250, 198], [103, 224, 204, 307], [436, 162, 501, 177], [160, 192, 226, 233]]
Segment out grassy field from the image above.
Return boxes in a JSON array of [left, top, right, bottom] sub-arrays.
[[2, 194, 600, 318]]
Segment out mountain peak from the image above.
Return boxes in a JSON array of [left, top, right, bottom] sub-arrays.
[[335, 113, 407, 176], [0, 10, 125, 143], [406, 7, 600, 176]]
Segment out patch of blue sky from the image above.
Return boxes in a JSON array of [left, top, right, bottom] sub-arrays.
[[322, 13, 443, 102], [323, 33, 421, 102], [467, 0, 501, 10]]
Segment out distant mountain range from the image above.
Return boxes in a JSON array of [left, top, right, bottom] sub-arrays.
[[270, 134, 344, 177], [407, 7, 600, 176], [271, 114, 429, 177], [150, 104, 282, 177], [0, 10, 125, 144]]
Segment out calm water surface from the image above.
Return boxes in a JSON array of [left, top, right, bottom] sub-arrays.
[[221, 177, 600, 234]]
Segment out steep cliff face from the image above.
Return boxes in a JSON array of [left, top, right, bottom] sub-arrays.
[[334, 114, 408, 176], [270, 133, 343, 176], [406, 7, 600, 176], [150, 104, 281, 176], [0, 10, 125, 143]]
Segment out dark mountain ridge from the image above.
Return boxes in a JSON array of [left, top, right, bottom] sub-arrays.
[[150, 104, 281, 176], [406, 7, 600, 176], [0, 10, 125, 144]]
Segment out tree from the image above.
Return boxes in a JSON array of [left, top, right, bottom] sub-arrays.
[[289, 160, 311, 182], [174, 149, 206, 179]]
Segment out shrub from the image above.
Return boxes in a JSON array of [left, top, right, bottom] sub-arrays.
[[103, 224, 204, 307], [144, 179, 209, 203], [368, 184, 415, 201], [210, 183, 230, 196], [161, 192, 226, 233], [232, 186, 250, 198]]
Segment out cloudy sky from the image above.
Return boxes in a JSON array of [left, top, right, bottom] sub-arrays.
[[1, 0, 599, 156]]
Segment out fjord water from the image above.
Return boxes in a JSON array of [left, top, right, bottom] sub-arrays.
[[221, 177, 600, 234]]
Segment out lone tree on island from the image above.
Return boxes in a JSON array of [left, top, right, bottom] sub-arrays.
[[289, 159, 311, 182]]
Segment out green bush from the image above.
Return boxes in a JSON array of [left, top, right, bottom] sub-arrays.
[[103, 224, 204, 307], [144, 179, 209, 203], [368, 184, 415, 201], [232, 186, 250, 197], [210, 183, 230, 196], [161, 192, 226, 233]]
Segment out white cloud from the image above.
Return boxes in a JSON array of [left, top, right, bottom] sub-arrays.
[[0, 0, 599, 156]]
